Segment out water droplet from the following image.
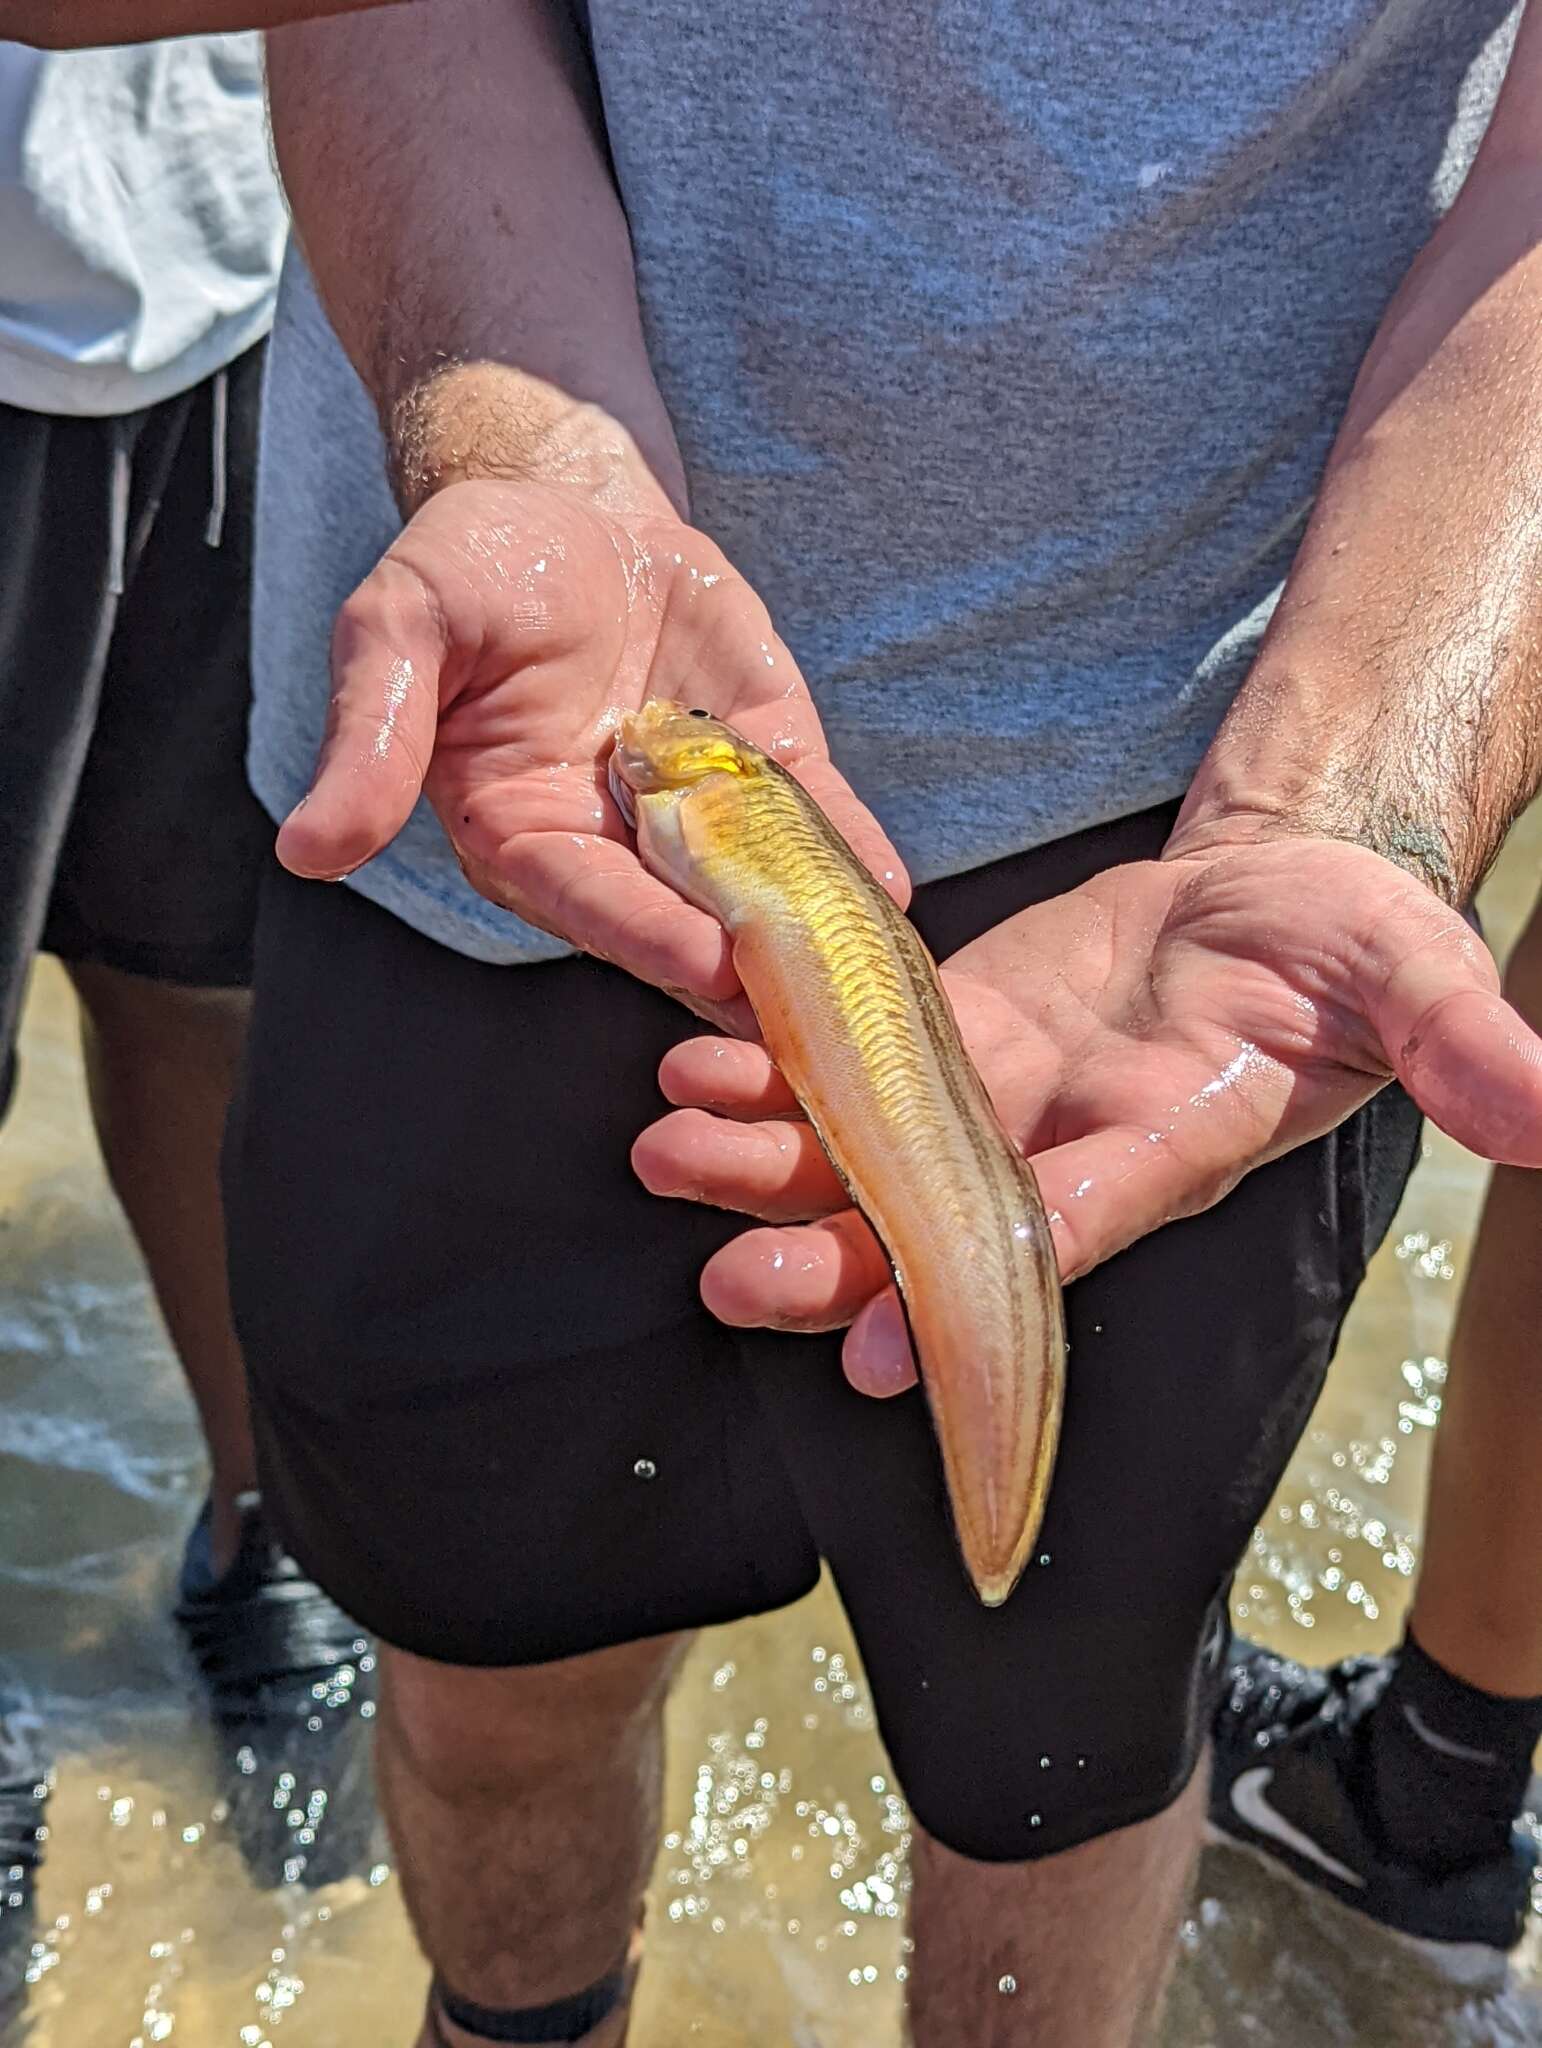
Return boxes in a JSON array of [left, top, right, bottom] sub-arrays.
[[634, 1458, 657, 1480], [999, 1973, 1019, 1994]]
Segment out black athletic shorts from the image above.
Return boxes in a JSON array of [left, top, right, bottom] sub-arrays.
[[0, 344, 273, 1116], [225, 803, 1423, 1863]]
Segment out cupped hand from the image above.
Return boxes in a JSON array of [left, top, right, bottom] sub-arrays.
[[275, 477, 904, 1011], [632, 832, 1542, 1393]]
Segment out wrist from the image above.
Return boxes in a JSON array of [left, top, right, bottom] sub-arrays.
[[388, 361, 687, 523], [1167, 640, 1479, 904], [1167, 772, 1465, 905]]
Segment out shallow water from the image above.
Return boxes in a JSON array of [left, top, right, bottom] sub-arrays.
[[3, 809, 1542, 2048]]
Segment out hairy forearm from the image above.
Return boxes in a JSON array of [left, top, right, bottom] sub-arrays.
[[1176, 45, 1542, 903], [265, 0, 684, 514]]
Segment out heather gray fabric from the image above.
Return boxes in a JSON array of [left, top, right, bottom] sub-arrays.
[[251, 1, 1521, 965]]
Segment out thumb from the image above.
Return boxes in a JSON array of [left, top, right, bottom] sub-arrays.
[[1368, 909, 1542, 1166], [275, 554, 447, 881]]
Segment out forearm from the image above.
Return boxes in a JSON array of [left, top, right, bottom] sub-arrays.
[[1175, 17, 1542, 903], [5, 0, 399, 47], [265, 0, 685, 515]]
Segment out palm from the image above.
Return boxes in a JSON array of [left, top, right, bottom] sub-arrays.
[[634, 834, 1542, 1393], [278, 479, 902, 1003], [945, 841, 1433, 1265]]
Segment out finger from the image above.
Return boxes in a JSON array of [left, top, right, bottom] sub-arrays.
[[466, 831, 742, 1005], [632, 1109, 845, 1222], [276, 555, 447, 881], [788, 757, 911, 910], [842, 1288, 919, 1397], [658, 1037, 801, 1118], [699, 1211, 891, 1330], [1396, 986, 1542, 1163], [1367, 919, 1542, 1167], [659, 991, 762, 1042], [1024, 1092, 1291, 1284]]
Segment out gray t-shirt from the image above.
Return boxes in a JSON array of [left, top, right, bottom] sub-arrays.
[[252, 0, 1520, 965]]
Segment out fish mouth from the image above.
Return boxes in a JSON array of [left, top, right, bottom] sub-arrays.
[[607, 746, 638, 830]]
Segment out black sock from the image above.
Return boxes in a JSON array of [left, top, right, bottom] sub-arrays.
[[1365, 1630, 1542, 1875], [432, 1962, 629, 2043]]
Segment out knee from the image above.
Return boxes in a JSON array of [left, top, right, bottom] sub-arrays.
[[884, 1692, 1204, 1865], [381, 1635, 689, 1803]]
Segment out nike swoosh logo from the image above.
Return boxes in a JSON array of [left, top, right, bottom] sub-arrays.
[[1402, 1703, 1498, 1766], [1229, 1767, 1366, 1889]]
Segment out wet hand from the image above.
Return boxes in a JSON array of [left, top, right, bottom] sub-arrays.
[[274, 477, 903, 1011], [633, 833, 1542, 1393]]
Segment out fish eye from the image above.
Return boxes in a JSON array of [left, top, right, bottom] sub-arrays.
[[688, 707, 710, 718]]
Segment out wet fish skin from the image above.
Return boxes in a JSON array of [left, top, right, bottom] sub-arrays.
[[612, 701, 1066, 1607]]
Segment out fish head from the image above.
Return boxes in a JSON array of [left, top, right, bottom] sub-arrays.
[[609, 700, 755, 825]]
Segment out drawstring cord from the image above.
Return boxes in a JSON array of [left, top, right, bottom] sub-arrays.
[[106, 421, 130, 597], [204, 363, 229, 549]]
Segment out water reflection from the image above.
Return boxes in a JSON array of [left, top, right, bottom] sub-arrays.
[[4, 802, 1542, 2045]]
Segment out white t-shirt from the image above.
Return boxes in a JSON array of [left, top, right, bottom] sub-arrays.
[[0, 36, 287, 416]]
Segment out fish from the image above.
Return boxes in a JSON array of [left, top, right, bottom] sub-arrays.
[[610, 699, 1066, 1607]]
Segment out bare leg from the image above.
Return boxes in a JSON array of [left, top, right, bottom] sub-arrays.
[[66, 960, 256, 1573], [1404, 892, 1542, 1700], [906, 1759, 1205, 2047], [380, 1634, 690, 2048]]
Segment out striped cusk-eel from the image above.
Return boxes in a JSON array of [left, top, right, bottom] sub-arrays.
[[610, 700, 1066, 1607]]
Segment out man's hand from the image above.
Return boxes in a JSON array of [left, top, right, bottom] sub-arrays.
[[619, 0, 1542, 1394], [276, 475, 904, 1011], [632, 829, 1542, 1393], [266, 2, 904, 1008]]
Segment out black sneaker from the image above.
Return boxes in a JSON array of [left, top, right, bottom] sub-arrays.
[[1207, 1640, 1536, 1982], [174, 1491, 381, 1888], [0, 1699, 49, 2016]]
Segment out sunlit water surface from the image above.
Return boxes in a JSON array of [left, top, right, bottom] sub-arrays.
[[4, 807, 1542, 2048]]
